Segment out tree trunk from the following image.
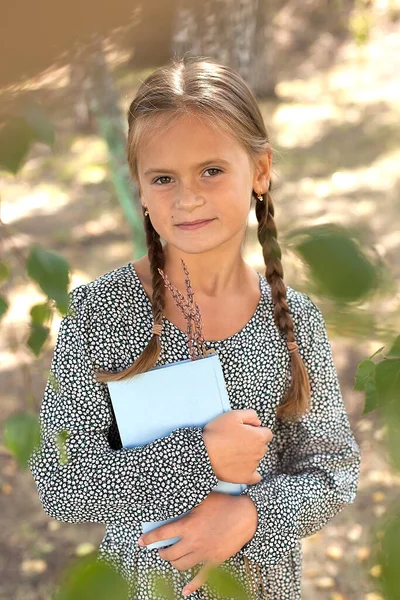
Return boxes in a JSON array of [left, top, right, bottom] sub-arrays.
[[171, 0, 278, 98]]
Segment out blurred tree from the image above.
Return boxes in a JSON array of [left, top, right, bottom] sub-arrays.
[[168, 0, 356, 97], [171, 0, 279, 96], [69, 38, 146, 256]]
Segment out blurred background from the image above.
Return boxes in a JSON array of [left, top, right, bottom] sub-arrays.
[[1, 0, 400, 598]]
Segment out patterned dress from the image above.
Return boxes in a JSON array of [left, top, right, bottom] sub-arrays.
[[28, 261, 361, 600]]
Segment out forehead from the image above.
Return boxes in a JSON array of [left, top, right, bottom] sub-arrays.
[[137, 111, 249, 169]]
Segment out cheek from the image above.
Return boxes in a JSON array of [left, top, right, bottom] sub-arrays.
[[147, 201, 172, 224], [223, 179, 252, 211], [148, 215, 171, 240], [220, 194, 250, 224]]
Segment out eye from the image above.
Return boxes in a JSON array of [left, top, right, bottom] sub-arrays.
[[152, 168, 223, 185], [204, 168, 222, 177], [152, 176, 172, 185]]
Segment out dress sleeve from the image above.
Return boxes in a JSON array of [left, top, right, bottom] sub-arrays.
[[238, 295, 361, 568], [28, 283, 219, 525]]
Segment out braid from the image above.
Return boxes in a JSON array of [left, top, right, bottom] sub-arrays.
[[95, 209, 166, 382], [255, 181, 311, 422], [145, 211, 166, 326]]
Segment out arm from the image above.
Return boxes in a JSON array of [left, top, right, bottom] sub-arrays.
[[237, 295, 361, 568], [28, 284, 219, 525]]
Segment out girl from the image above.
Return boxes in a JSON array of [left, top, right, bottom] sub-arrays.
[[29, 56, 361, 600]]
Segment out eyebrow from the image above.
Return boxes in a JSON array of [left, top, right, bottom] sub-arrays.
[[144, 158, 231, 176]]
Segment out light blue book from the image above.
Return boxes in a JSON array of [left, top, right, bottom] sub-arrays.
[[107, 352, 247, 550]]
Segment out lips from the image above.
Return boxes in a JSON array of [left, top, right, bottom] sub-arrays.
[[176, 219, 215, 230], [177, 219, 213, 225]]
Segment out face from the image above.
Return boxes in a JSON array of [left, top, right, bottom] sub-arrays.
[[136, 111, 270, 255]]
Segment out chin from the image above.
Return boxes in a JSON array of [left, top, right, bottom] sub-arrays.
[[166, 237, 223, 255]]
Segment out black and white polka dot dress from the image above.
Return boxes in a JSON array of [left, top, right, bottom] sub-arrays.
[[29, 261, 361, 600]]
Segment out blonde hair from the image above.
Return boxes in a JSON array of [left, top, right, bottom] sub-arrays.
[[96, 55, 311, 424]]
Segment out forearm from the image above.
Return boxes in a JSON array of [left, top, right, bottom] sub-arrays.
[[30, 425, 219, 524]]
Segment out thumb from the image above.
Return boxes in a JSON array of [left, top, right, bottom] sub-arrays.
[[240, 409, 261, 427]]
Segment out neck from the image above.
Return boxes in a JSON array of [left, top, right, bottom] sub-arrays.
[[163, 243, 253, 299]]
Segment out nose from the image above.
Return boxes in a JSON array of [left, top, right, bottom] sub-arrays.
[[175, 184, 204, 211]]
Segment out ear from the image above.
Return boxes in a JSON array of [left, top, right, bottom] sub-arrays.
[[138, 188, 146, 210], [253, 150, 272, 193], [135, 179, 144, 204]]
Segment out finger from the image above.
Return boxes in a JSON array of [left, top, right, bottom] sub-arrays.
[[182, 561, 217, 596], [158, 539, 189, 562], [139, 521, 181, 547], [239, 409, 261, 427], [168, 551, 198, 571], [261, 426, 274, 442], [249, 470, 262, 484]]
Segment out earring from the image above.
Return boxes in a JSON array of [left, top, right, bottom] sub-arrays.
[[257, 192, 264, 201], [144, 206, 149, 216]]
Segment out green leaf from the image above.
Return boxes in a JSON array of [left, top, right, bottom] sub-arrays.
[[153, 564, 250, 600], [383, 402, 400, 471], [23, 103, 54, 146], [3, 412, 41, 470], [153, 571, 176, 599], [350, 12, 371, 46], [386, 335, 400, 359], [0, 116, 35, 173], [27, 323, 50, 356], [369, 345, 385, 360], [0, 294, 9, 320], [30, 302, 52, 325], [287, 224, 378, 302], [208, 564, 249, 599], [362, 377, 379, 415], [0, 259, 10, 283], [48, 370, 61, 394], [354, 359, 375, 391], [26, 245, 70, 313], [0, 105, 54, 174], [56, 430, 71, 465], [56, 554, 128, 600], [375, 358, 400, 408], [375, 508, 400, 598]]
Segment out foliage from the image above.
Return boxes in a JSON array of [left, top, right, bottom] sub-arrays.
[[3, 412, 41, 470], [285, 223, 382, 303], [353, 335, 400, 598], [54, 553, 251, 600], [54, 554, 129, 600]]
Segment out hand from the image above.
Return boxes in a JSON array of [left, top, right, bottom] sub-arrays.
[[137, 491, 258, 596], [203, 409, 273, 484]]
